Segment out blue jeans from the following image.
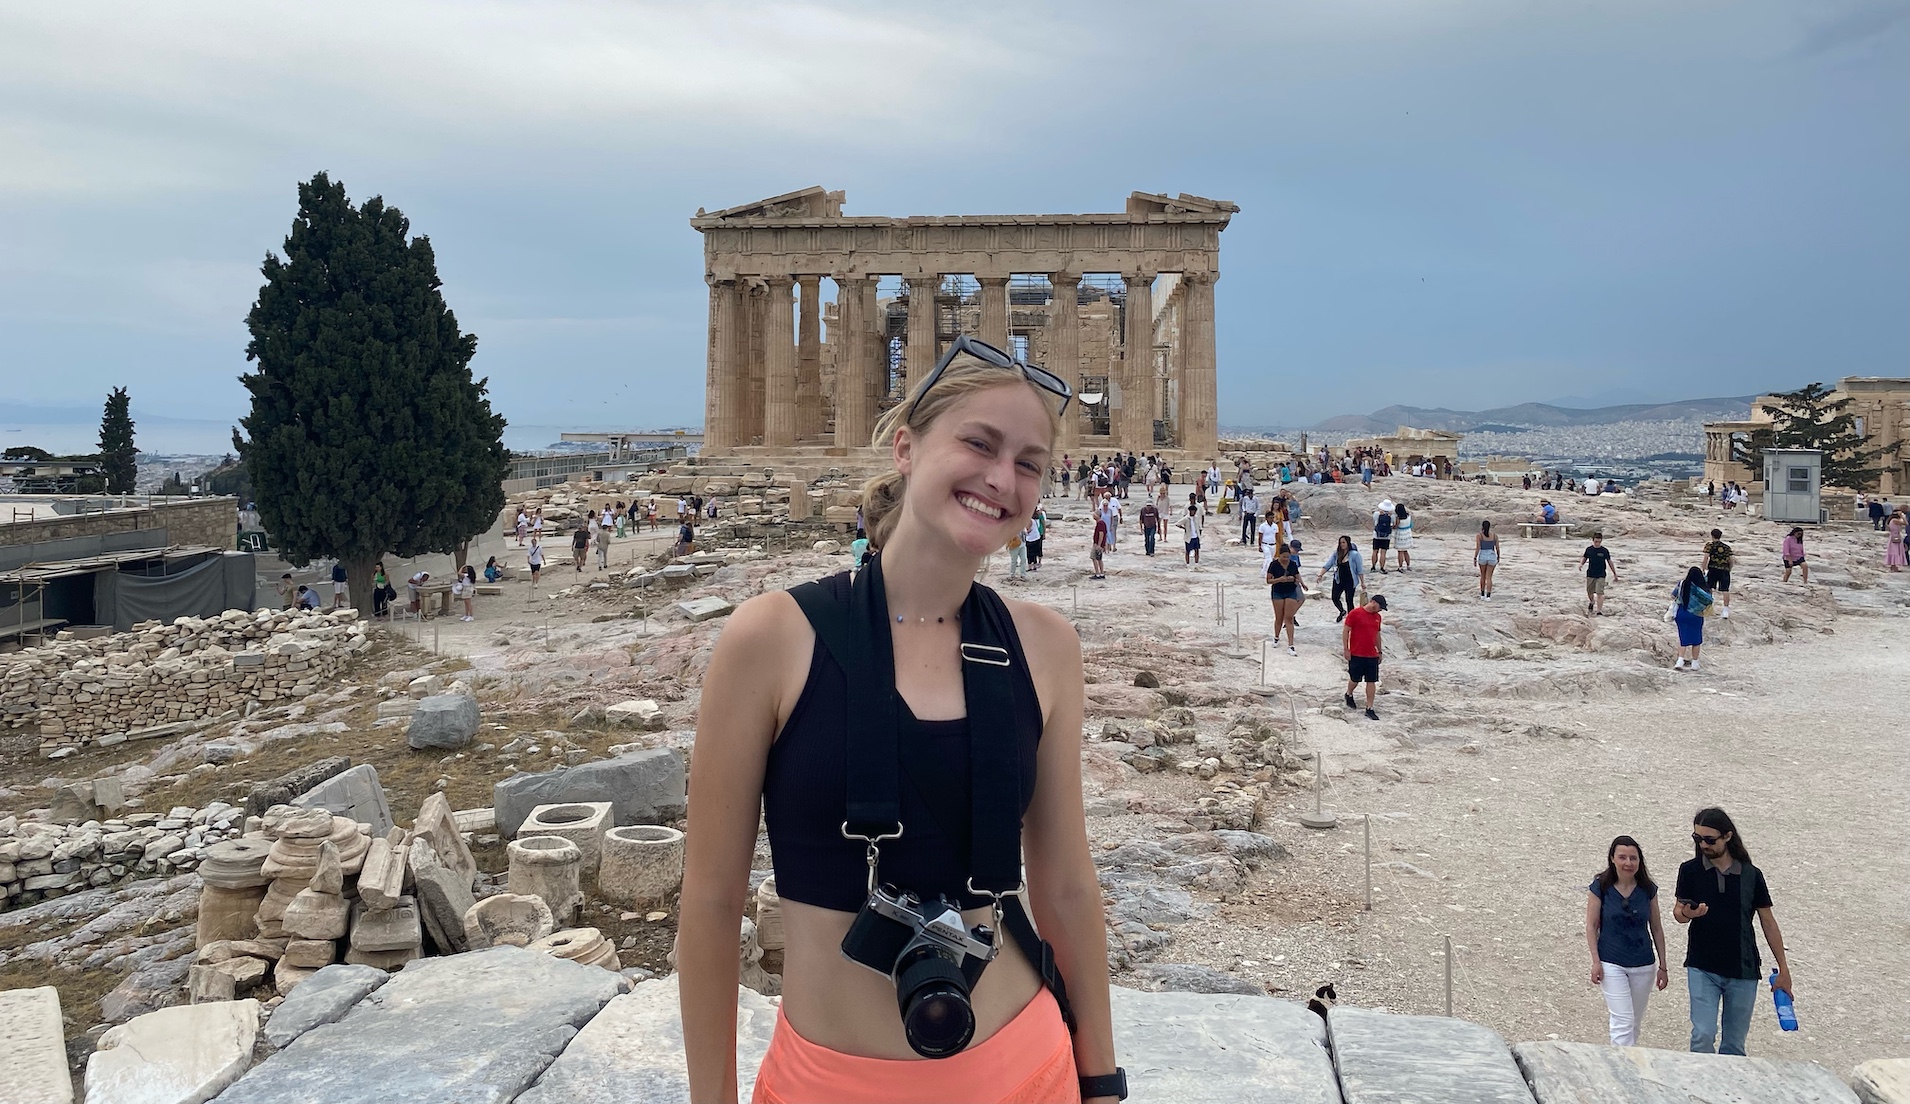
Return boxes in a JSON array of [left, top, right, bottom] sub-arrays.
[[1687, 968, 1758, 1055], [1144, 528, 1156, 555]]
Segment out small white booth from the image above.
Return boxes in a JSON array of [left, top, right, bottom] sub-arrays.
[[1762, 448, 1822, 524]]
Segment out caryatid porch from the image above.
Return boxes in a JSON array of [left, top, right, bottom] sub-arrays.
[[692, 188, 1237, 461]]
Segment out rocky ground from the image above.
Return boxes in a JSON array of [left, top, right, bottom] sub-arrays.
[[2, 474, 1906, 1089]]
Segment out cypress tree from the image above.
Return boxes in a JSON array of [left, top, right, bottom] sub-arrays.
[[98, 387, 138, 495], [234, 172, 507, 617]]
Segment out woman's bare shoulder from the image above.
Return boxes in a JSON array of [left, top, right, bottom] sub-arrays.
[[717, 589, 810, 653]]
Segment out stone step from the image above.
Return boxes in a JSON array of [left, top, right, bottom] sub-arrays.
[[213, 947, 623, 1104], [0, 986, 74, 1104], [514, 975, 1343, 1103], [1513, 1041, 1861, 1104], [1327, 1005, 1535, 1103]]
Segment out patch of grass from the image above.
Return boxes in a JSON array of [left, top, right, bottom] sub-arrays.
[[0, 958, 125, 1036]]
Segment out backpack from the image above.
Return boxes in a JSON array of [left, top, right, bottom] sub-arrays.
[[1375, 513, 1394, 538]]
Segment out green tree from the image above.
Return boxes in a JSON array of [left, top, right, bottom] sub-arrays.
[[234, 172, 507, 618], [1730, 382, 1890, 490], [98, 386, 137, 494]]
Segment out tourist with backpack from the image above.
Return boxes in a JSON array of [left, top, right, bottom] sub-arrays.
[[1668, 566, 1713, 670], [1701, 529, 1734, 618], [1371, 500, 1395, 574]]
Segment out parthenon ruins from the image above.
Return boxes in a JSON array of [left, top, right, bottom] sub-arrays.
[[693, 188, 1237, 460]]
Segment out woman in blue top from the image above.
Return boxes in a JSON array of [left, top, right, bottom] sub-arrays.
[[1670, 566, 1712, 671], [1583, 835, 1668, 1046]]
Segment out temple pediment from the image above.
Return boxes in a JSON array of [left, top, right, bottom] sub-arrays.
[[698, 187, 844, 221], [1127, 191, 1240, 217]]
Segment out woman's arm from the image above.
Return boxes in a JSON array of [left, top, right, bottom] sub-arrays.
[[1649, 894, 1669, 981], [1012, 601, 1119, 1100], [1584, 891, 1603, 983], [679, 594, 795, 1104]]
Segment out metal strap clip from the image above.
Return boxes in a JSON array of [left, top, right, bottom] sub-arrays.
[[841, 821, 903, 894], [966, 877, 1025, 949], [960, 642, 1011, 667]]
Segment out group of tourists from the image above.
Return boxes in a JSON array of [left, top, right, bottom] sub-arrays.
[[1705, 480, 1751, 510], [1582, 809, 1793, 1055], [1866, 497, 1910, 570], [513, 500, 666, 547], [1060, 452, 1158, 501]]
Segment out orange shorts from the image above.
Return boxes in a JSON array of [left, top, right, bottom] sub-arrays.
[[751, 987, 1080, 1104]]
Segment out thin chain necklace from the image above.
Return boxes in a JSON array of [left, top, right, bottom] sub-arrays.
[[893, 613, 951, 625]]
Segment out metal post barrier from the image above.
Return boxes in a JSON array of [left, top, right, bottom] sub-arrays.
[[1444, 936, 1454, 1016], [1364, 815, 1373, 911]]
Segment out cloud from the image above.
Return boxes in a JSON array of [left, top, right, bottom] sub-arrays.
[[0, 1, 1041, 197], [1787, 0, 1910, 58]]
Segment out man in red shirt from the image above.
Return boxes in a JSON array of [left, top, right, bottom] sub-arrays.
[[1341, 594, 1388, 720]]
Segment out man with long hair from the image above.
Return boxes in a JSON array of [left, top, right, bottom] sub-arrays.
[[1672, 808, 1795, 1055]]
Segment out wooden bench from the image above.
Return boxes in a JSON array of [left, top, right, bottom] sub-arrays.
[[1518, 523, 1567, 538]]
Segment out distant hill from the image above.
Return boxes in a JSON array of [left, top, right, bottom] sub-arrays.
[[1268, 396, 1755, 437]]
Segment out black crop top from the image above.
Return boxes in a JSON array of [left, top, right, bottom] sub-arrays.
[[762, 576, 1044, 913]]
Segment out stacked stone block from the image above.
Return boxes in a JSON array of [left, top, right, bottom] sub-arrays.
[[0, 801, 245, 909], [0, 607, 369, 757]]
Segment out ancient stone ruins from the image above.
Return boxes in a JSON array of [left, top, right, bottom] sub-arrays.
[[693, 187, 1235, 459]]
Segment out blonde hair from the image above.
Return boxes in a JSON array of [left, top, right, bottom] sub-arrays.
[[860, 353, 1061, 548]]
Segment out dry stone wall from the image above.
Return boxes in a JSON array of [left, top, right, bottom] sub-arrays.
[[0, 608, 368, 757]]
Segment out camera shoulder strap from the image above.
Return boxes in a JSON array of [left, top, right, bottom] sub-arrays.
[[789, 562, 900, 841], [787, 560, 1078, 1035]]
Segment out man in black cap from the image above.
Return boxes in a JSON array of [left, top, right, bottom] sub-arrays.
[[1341, 593, 1388, 720]]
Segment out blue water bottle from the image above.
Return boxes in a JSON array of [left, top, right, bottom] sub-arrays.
[[1770, 969, 1799, 1031]]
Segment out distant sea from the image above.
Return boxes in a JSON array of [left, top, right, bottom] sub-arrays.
[[0, 422, 677, 458]]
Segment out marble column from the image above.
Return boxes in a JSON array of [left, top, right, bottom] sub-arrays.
[[1181, 272, 1219, 457], [833, 276, 872, 449], [797, 275, 823, 440], [1047, 273, 1082, 452], [860, 280, 884, 418], [707, 279, 745, 452], [905, 275, 940, 402], [745, 280, 768, 445], [978, 276, 1010, 349], [764, 276, 798, 448], [1121, 272, 1156, 452]]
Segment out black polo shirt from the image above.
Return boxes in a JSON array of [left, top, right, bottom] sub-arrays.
[[1675, 856, 1771, 980]]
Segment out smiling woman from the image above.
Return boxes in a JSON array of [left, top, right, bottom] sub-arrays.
[[678, 346, 1126, 1102], [861, 349, 1064, 553]]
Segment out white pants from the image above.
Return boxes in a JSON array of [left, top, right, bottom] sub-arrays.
[[1599, 961, 1656, 1045]]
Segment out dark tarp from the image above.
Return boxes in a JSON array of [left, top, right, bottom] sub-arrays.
[[106, 551, 255, 631]]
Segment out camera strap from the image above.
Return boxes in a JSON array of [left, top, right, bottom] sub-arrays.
[[789, 555, 1078, 1034]]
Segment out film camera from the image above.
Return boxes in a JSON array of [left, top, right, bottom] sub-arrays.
[[841, 883, 1000, 1057]]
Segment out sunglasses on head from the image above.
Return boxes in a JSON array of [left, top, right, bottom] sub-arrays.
[[906, 334, 1073, 422]]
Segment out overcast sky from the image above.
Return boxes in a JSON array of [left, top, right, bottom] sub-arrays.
[[2, 0, 1904, 437]]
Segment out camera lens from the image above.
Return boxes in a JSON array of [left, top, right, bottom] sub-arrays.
[[895, 950, 976, 1058]]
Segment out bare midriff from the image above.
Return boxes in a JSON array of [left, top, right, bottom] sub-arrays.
[[777, 896, 1043, 1058]]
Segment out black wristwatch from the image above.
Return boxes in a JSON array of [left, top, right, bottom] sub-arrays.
[[1079, 1068, 1128, 1100]]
